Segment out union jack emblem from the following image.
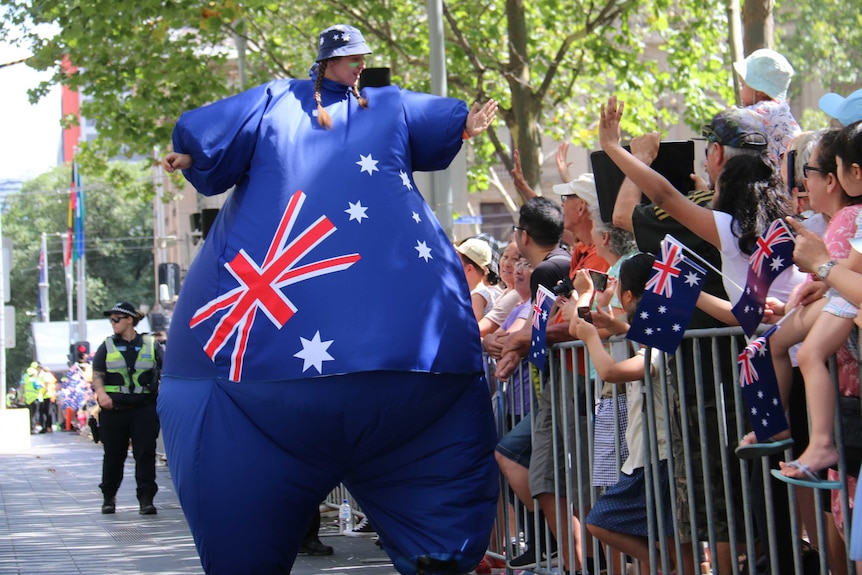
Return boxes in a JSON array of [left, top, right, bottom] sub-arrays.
[[751, 219, 793, 276], [532, 286, 554, 330], [645, 238, 684, 298], [190, 190, 361, 381], [737, 337, 766, 387]]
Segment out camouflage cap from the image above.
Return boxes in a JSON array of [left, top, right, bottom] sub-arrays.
[[701, 107, 768, 149]]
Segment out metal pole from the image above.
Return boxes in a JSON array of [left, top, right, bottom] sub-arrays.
[[426, 0, 454, 239], [62, 233, 74, 348], [75, 181, 86, 343], [38, 233, 48, 322], [0, 210, 6, 410]]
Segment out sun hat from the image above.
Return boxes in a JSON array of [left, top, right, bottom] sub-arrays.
[[456, 238, 493, 272], [701, 107, 768, 150], [819, 89, 862, 127], [732, 49, 794, 101], [316, 25, 372, 62], [552, 173, 598, 209]]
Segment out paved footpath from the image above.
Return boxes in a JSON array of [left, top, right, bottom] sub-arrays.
[[0, 429, 398, 575]]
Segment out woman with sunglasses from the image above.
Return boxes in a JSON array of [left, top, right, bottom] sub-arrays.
[[91, 302, 163, 516]]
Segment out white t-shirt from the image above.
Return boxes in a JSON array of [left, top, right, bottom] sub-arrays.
[[713, 211, 806, 304]]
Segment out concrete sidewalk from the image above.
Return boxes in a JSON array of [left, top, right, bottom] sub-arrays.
[[0, 429, 398, 575]]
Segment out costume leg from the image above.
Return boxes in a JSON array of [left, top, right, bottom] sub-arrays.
[[158, 377, 343, 575], [344, 372, 498, 575]]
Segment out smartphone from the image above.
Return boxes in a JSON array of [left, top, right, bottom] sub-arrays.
[[588, 270, 609, 292], [577, 306, 593, 324], [786, 149, 797, 195]]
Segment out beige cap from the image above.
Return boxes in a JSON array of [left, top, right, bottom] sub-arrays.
[[456, 238, 493, 271], [552, 173, 597, 209]]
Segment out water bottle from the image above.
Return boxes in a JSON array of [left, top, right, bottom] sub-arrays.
[[339, 498, 353, 534]]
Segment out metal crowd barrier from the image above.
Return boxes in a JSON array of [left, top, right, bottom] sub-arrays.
[[484, 326, 858, 575]]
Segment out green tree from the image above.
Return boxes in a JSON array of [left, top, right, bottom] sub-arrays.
[[3, 0, 734, 200], [3, 162, 154, 388]]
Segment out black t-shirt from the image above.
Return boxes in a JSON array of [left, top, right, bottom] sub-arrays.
[[530, 247, 571, 301]]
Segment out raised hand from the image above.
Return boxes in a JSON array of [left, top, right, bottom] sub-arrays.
[[466, 99, 498, 138]]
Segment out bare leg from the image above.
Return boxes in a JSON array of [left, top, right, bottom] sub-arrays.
[[781, 313, 852, 477], [537, 493, 582, 572]]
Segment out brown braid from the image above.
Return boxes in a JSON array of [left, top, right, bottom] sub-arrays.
[[353, 85, 368, 109], [315, 61, 333, 129]]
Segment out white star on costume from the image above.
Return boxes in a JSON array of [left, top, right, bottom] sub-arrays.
[[412, 212, 421, 223], [345, 201, 369, 223], [658, 305, 667, 314], [770, 256, 785, 271], [400, 170, 414, 190], [684, 271, 702, 287], [294, 331, 334, 374], [415, 240, 433, 262], [356, 154, 379, 175]]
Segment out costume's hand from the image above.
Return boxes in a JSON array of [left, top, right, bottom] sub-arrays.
[[466, 99, 498, 138], [556, 141, 573, 183], [630, 131, 660, 165], [599, 96, 624, 151], [164, 152, 192, 173], [787, 216, 830, 274]]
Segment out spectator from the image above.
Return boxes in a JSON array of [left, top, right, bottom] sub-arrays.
[[820, 89, 862, 128], [479, 240, 524, 337], [298, 509, 334, 556], [733, 48, 801, 164], [22, 363, 44, 434], [38, 366, 57, 433], [91, 302, 163, 515], [456, 237, 500, 321], [493, 196, 569, 570], [605, 103, 768, 575], [576, 252, 679, 574]]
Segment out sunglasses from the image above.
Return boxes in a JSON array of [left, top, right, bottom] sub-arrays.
[[109, 316, 128, 324]]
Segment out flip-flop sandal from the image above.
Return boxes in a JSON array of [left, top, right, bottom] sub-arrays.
[[770, 460, 842, 490], [734, 437, 794, 459]]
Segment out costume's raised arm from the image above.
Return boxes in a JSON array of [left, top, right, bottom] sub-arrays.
[[402, 91, 470, 171], [171, 83, 275, 196]]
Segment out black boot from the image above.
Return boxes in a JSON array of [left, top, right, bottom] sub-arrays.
[[138, 495, 157, 515], [101, 494, 116, 514]]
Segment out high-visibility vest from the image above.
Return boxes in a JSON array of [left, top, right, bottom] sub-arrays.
[[103, 335, 157, 394]]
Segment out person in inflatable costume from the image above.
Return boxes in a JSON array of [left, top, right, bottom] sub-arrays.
[[161, 24, 500, 575]]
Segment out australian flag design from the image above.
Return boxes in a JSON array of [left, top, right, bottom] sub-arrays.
[[627, 236, 706, 354], [737, 325, 788, 441], [731, 219, 795, 337], [163, 78, 483, 383], [529, 285, 557, 372]]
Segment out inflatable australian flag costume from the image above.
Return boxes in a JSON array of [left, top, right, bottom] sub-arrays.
[[157, 24, 498, 575]]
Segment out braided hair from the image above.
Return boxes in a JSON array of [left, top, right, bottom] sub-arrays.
[[315, 59, 369, 130]]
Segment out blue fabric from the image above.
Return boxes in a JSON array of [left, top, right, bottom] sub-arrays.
[[165, 78, 480, 383], [161, 77, 498, 575], [158, 373, 498, 575]]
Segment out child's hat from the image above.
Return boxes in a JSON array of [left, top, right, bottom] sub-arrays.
[[733, 49, 794, 101]]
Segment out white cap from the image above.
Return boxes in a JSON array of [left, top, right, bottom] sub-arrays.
[[552, 173, 597, 209]]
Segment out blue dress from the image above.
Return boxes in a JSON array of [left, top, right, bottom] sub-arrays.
[[157, 75, 498, 575]]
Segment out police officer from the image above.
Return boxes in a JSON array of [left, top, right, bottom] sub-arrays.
[[92, 302, 164, 515]]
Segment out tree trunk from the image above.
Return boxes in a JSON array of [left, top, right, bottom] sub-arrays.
[[505, 0, 542, 201], [741, 0, 774, 53]]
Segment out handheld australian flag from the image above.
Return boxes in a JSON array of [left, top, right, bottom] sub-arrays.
[[529, 285, 557, 371], [737, 324, 788, 441], [627, 236, 706, 354], [731, 219, 795, 337]]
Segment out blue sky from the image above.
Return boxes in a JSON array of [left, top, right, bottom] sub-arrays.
[[0, 40, 62, 182]]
